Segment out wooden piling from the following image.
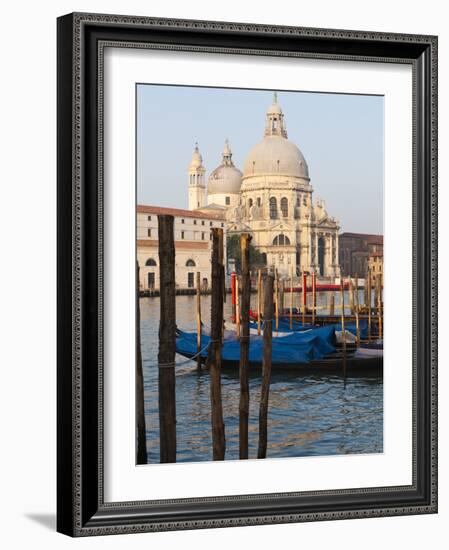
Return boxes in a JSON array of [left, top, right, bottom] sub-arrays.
[[157, 215, 176, 463], [231, 271, 236, 320], [258, 272, 274, 459], [235, 276, 240, 338], [136, 261, 147, 465], [289, 267, 293, 330], [377, 273, 383, 340], [364, 269, 369, 308], [312, 271, 317, 325], [280, 279, 285, 315], [354, 273, 360, 345], [208, 228, 226, 460], [302, 272, 307, 326], [374, 274, 379, 314], [340, 278, 347, 379], [330, 293, 335, 316], [367, 268, 372, 341], [257, 269, 262, 336], [239, 233, 251, 459], [274, 270, 279, 333], [196, 271, 202, 370]]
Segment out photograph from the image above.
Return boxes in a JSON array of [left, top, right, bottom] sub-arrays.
[[54, 9, 437, 537], [136, 85, 384, 464]]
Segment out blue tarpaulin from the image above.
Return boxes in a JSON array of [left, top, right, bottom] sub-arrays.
[[176, 324, 337, 366]]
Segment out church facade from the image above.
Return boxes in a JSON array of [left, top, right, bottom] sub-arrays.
[[187, 94, 341, 280]]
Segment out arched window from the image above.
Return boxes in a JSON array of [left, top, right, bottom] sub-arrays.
[[269, 197, 278, 219], [248, 198, 253, 208], [145, 258, 157, 266], [272, 234, 291, 246], [281, 197, 288, 217], [186, 259, 196, 267]]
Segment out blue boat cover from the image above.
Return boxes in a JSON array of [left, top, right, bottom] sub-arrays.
[[250, 318, 368, 339], [176, 324, 337, 365]]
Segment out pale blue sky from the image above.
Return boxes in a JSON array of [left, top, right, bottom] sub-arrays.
[[137, 85, 384, 234]]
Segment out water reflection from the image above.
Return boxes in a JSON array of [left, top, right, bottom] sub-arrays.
[[140, 295, 383, 463]]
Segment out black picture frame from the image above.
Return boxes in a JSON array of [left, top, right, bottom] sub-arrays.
[[57, 12, 438, 536]]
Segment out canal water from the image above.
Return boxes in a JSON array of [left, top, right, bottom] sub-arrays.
[[140, 294, 383, 463]]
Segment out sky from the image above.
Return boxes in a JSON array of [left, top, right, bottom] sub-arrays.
[[137, 85, 384, 234]]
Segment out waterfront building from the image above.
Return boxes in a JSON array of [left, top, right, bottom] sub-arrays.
[[137, 205, 225, 292], [192, 93, 341, 279], [368, 251, 384, 285], [339, 232, 383, 277]]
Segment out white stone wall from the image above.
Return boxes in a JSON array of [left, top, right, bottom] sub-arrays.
[[230, 175, 340, 279], [137, 211, 226, 291], [207, 192, 240, 209], [138, 247, 213, 291]]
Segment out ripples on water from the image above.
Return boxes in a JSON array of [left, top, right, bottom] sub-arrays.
[[140, 295, 383, 463]]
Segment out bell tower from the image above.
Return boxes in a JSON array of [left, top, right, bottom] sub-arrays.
[[264, 91, 288, 138], [188, 142, 206, 210]]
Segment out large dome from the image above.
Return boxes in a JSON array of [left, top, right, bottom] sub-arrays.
[[208, 164, 242, 194], [243, 135, 309, 179]]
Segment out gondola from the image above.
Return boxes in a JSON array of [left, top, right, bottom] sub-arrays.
[[175, 325, 383, 374]]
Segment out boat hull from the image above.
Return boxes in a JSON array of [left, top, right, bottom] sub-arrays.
[[176, 349, 383, 374]]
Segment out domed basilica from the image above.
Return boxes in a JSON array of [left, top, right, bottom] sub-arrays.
[[187, 93, 341, 279]]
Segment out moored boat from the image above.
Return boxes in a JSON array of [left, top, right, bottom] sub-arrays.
[[175, 325, 382, 373]]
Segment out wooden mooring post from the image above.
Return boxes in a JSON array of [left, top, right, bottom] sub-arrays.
[[157, 215, 176, 463], [340, 278, 347, 380], [258, 272, 274, 459], [302, 272, 307, 326], [367, 268, 372, 341], [136, 262, 147, 465], [208, 228, 226, 460], [354, 273, 360, 345], [329, 293, 335, 316], [289, 267, 293, 330], [239, 233, 251, 459], [364, 269, 369, 308], [196, 271, 202, 370], [235, 276, 240, 338], [377, 273, 383, 340], [274, 269, 279, 333], [280, 279, 285, 316], [312, 271, 317, 325], [257, 269, 262, 336], [374, 271, 379, 310]]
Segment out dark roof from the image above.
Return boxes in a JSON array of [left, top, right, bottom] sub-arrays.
[[340, 232, 383, 245], [137, 204, 225, 220]]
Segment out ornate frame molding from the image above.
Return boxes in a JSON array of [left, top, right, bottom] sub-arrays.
[[57, 12, 437, 536]]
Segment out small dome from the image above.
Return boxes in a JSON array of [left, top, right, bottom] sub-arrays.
[[243, 135, 309, 179], [208, 139, 242, 195], [208, 164, 242, 194]]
